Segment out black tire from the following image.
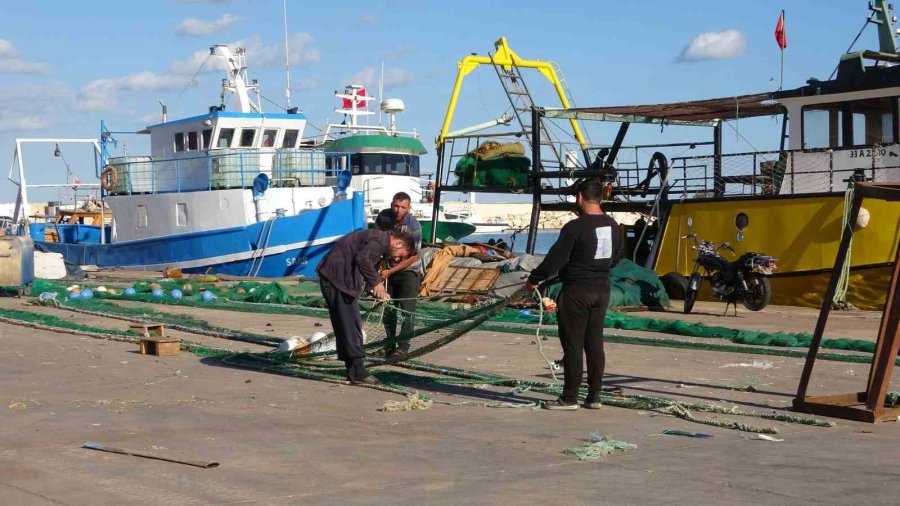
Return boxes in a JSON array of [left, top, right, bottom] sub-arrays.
[[683, 287, 698, 313], [683, 274, 700, 314], [742, 274, 772, 311], [660, 272, 688, 300]]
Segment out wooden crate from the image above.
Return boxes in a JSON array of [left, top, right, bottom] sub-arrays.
[[139, 337, 180, 357], [434, 266, 501, 294], [129, 323, 164, 338]]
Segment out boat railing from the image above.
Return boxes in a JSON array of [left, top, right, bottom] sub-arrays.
[[105, 148, 334, 196], [668, 145, 900, 198]]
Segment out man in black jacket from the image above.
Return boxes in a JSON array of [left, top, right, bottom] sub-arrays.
[[317, 229, 416, 385], [526, 179, 621, 410]]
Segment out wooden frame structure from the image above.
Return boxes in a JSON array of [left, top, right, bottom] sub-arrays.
[[794, 182, 900, 422]]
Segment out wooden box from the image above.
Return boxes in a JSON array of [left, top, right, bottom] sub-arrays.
[[139, 336, 180, 356]]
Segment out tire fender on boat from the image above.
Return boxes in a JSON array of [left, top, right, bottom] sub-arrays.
[[100, 165, 117, 191]]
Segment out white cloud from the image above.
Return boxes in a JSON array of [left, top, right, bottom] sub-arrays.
[[343, 66, 414, 89], [0, 82, 74, 132], [359, 13, 380, 24], [0, 38, 20, 58], [176, 13, 242, 36], [168, 33, 320, 74], [76, 72, 186, 112], [679, 29, 746, 61], [0, 39, 51, 74], [292, 76, 323, 92], [0, 59, 51, 74]]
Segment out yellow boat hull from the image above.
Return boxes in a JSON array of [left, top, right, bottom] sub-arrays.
[[654, 194, 900, 310]]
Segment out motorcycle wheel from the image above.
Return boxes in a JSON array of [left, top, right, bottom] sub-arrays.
[[741, 274, 772, 311], [683, 275, 700, 314]]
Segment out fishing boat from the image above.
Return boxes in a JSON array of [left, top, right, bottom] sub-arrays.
[[430, 4, 900, 310], [9, 45, 366, 277], [315, 85, 474, 242]]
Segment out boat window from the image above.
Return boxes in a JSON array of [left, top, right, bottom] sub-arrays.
[[217, 128, 235, 148], [187, 131, 199, 151], [240, 128, 257, 147], [802, 106, 843, 149], [201, 129, 212, 149], [326, 154, 346, 176], [174, 133, 185, 152], [282, 129, 299, 148], [261, 129, 278, 147], [350, 153, 420, 176], [137, 205, 148, 228], [802, 96, 896, 149], [176, 203, 188, 227]]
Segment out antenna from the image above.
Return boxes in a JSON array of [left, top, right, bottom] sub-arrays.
[[379, 61, 385, 125], [283, 0, 292, 109]]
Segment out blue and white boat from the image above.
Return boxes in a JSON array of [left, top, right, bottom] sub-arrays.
[[9, 45, 365, 277]]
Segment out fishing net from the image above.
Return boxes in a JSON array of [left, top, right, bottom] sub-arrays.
[[542, 259, 670, 308], [298, 296, 512, 361]]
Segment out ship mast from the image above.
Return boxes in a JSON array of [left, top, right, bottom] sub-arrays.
[[210, 45, 260, 113]]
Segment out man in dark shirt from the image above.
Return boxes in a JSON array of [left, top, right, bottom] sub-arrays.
[[374, 192, 422, 363], [317, 228, 416, 385], [526, 179, 621, 410]]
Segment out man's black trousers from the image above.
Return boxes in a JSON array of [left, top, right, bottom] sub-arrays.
[[556, 283, 611, 403], [320, 278, 365, 367]]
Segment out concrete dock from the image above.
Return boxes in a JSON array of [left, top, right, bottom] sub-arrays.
[[1, 296, 897, 505]]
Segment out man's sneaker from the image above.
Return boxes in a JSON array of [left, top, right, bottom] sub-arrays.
[[349, 374, 382, 386], [384, 349, 409, 365], [543, 398, 579, 411], [583, 398, 603, 409]]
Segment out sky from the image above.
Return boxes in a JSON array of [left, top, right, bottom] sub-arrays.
[[0, 0, 887, 205]]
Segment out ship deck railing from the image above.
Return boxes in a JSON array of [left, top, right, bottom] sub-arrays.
[[104, 148, 347, 196]]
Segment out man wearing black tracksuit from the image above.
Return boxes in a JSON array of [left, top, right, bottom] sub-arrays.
[[526, 179, 621, 410], [317, 229, 415, 385]]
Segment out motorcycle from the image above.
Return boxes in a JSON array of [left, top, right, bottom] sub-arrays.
[[682, 233, 777, 314]]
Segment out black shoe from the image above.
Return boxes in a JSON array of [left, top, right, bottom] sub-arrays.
[[384, 349, 409, 365], [349, 374, 382, 386]]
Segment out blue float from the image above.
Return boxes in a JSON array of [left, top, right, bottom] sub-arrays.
[[80, 288, 94, 299], [151, 288, 164, 298], [200, 290, 215, 302], [170, 289, 183, 299], [124, 287, 136, 296]]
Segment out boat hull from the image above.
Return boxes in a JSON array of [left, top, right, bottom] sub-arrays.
[[38, 193, 366, 278], [654, 193, 900, 310], [419, 221, 476, 243]]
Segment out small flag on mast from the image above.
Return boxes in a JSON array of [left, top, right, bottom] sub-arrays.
[[775, 10, 787, 50]]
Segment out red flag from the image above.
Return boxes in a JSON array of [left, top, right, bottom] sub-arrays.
[[341, 88, 368, 109], [775, 11, 787, 50]]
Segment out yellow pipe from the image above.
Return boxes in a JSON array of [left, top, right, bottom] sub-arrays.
[[437, 37, 587, 149]]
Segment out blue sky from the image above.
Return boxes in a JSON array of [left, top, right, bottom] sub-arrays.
[[0, 0, 885, 203]]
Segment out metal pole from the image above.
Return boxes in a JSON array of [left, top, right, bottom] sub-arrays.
[[526, 107, 542, 254], [430, 144, 444, 243], [713, 121, 724, 197]]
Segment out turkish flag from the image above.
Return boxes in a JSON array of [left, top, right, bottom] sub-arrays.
[[775, 11, 787, 50]]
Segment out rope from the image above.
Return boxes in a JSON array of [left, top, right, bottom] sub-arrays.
[[832, 184, 855, 309], [531, 288, 559, 383]]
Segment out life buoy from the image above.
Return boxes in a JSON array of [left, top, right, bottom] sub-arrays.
[[100, 165, 117, 192]]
